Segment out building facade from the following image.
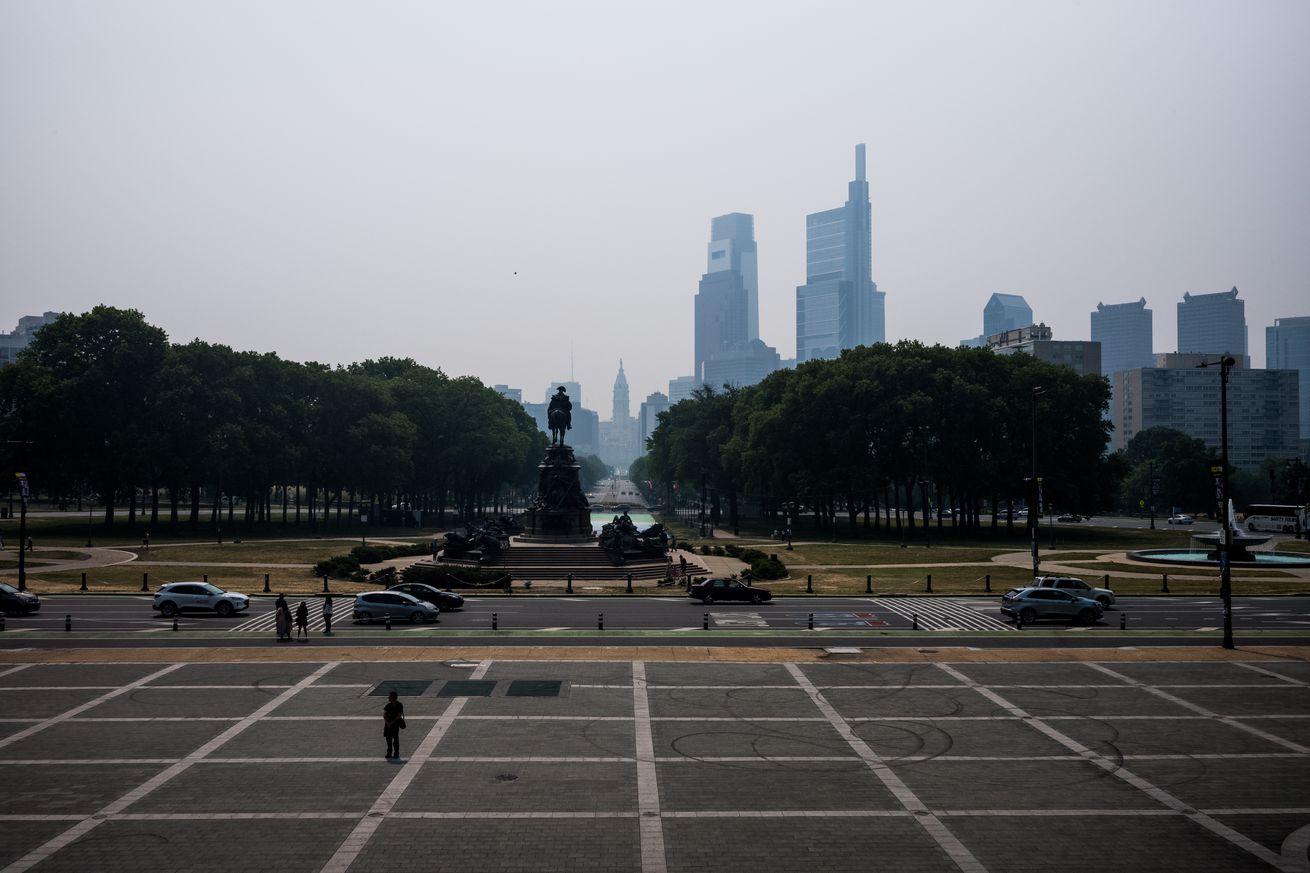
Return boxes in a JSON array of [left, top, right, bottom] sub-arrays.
[[637, 391, 670, 454], [599, 361, 640, 471], [708, 213, 759, 342], [0, 312, 61, 367], [987, 324, 1102, 377], [795, 144, 884, 361], [1267, 315, 1310, 440], [1091, 298, 1153, 377], [1177, 287, 1248, 363], [1111, 366, 1301, 468], [668, 376, 696, 403], [701, 339, 781, 389]]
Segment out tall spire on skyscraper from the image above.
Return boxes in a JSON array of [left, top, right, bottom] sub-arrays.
[[612, 359, 630, 422]]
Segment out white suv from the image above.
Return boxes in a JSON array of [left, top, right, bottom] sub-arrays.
[[1031, 575, 1116, 609], [153, 582, 250, 618]]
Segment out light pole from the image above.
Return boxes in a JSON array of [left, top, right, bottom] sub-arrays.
[[1148, 461, 1156, 530], [1199, 356, 1236, 650], [1030, 387, 1045, 579]]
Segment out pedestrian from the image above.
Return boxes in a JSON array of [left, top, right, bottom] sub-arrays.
[[275, 593, 290, 642], [322, 594, 334, 634], [295, 601, 309, 641], [0, 531, 5, 550], [383, 690, 405, 759], [25, 536, 33, 552], [142, 532, 150, 551]]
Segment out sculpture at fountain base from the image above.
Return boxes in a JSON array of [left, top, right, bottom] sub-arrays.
[[521, 444, 593, 542]]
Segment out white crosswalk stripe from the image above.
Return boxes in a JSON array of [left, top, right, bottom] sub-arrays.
[[229, 606, 348, 634], [872, 598, 1015, 631]]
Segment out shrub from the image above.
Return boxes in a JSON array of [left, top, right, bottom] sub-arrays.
[[314, 555, 361, 579], [369, 566, 398, 586], [401, 563, 510, 590], [351, 543, 428, 564], [738, 547, 767, 564], [748, 555, 787, 580], [699, 545, 712, 555], [724, 544, 742, 558], [711, 545, 725, 557]]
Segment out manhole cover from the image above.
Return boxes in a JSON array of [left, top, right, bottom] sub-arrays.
[[507, 680, 563, 697], [370, 680, 432, 697], [439, 680, 497, 697], [496, 773, 518, 782]]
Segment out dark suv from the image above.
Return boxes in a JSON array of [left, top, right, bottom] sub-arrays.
[[689, 577, 773, 605]]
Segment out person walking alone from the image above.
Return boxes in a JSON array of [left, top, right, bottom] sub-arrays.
[[383, 691, 405, 759], [295, 600, 309, 642], [274, 593, 291, 642], [322, 594, 334, 634]]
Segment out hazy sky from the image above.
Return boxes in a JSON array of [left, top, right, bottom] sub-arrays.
[[3, 1, 1307, 410]]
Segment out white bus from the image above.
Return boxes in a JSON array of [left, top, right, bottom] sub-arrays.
[[1243, 504, 1307, 534]]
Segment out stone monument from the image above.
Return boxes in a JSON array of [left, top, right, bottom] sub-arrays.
[[522, 386, 592, 541]]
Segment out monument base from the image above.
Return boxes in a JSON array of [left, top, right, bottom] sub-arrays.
[[524, 443, 592, 540]]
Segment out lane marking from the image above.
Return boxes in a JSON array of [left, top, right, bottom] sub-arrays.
[[1237, 662, 1309, 686], [633, 662, 667, 873]]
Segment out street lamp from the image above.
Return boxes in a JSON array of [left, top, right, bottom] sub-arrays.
[[1030, 387, 1045, 579], [1198, 356, 1236, 650]]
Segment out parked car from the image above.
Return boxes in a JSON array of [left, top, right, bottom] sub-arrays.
[[689, 577, 773, 605], [353, 590, 440, 624], [152, 582, 250, 618], [1167, 514, 1195, 525], [1055, 513, 1083, 523], [388, 582, 465, 611], [1031, 575, 1115, 608], [0, 582, 40, 616], [1000, 587, 1103, 625]]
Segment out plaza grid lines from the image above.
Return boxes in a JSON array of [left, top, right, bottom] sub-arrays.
[[0, 659, 1306, 872]]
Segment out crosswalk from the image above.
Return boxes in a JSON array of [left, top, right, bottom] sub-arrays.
[[869, 598, 1014, 632], [230, 606, 350, 634]]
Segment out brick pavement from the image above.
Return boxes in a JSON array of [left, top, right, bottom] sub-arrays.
[[0, 653, 1307, 872]]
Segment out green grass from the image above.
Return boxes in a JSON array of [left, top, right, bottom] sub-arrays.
[[1056, 560, 1296, 579]]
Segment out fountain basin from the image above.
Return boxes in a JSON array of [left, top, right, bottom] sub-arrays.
[[1128, 548, 1310, 568]]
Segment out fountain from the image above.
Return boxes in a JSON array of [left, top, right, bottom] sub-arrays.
[[1129, 500, 1310, 567]]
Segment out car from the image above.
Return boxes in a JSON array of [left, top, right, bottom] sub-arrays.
[[689, 577, 773, 605], [1167, 514, 1195, 525], [1000, 587, 1103, 625], [1031, 575, 1115, 608], [387, 582, 465, 612], [353, 590, 440, 624], [1055, 513, 1083, 523], [0, 582, 40, 616], [152, 582, 250, 618]]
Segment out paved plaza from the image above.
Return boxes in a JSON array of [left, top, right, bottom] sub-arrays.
[[1, 655, 1308, 872]]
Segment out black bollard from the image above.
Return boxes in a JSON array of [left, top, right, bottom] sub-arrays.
[[263, 574, 271, 593], [566, 573, 573, 594], [1120, 612, 1126, 630], [492, 612, 498, 630], [1161, 573, 1169, 593], [1103, 573, 1110, 587], [599, 613, 604, 630], [385, 614, 391, 631], [0, 614, 5, 631], [203, 574, 208, 585], [140, 573, 149, 592], [80, 572, 88, 592], [985, 574, 991, 593], [912, 613, 918, 631], [626, 574, 633, 594], [322, 575, 330, 593], [866, 575, 873, 594], [702, 612, 709, 630], [65, 614, 71, 632], [172, 617, 178, 632], [808, 613, 814, 630], [806, 574, 813, 594], [926, 574, 933, 593], [1016, 613, 1024, 630]]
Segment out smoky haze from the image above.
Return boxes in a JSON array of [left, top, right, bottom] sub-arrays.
[[2, 0, 1307, 406]]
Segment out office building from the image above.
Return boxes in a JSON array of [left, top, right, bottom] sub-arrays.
[[1091, 298, 1153, 377], [708, 213, 759, 341], [1177, 287, 1248, 364], [637, 391, 670, 453], [668, 376, 696, 404], [694, 269, 748, 384], [492, 384, 521, 403], [0, 312, 60, 367], [1267, 316, 1310, 440], [1111, 366, 1300, 468], [961, 294, 1033, 348], [702, 339, 781, 389], [987, 324, 1101, 377], [796, 144, 884, 361]]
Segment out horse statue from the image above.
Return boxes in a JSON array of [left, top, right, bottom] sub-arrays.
[[548, 406, 569, 446]]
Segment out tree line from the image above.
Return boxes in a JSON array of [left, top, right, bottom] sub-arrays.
[[639, 341, 1117, 535], [0, 306, 547, 530]]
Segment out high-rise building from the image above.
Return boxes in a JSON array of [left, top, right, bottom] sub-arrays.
[[694, 267, 748, 384], [668, 376, 696, 403], [0, 312, 61, 367], [544, 381, 582, 410], [600, 361, 640, 471], [701, 339, 781, 389], [796, 144, 884, 362], [708, 213, 759, 341], [987, 324, 1101, 377], [612, 360, 629, 423], [492, 384, 522, 403], [637, 391, 670, 454], [1177, 287, 1248, 364], [1091, 298, 1153, 378], [1267, 316, 1310, 440], [1111, 366, 1300, 468], [961, 294, 1033, 347]]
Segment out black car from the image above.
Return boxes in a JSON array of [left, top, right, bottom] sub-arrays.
[[0, 581, 40, 616], [689, 577, 773, 605], [388, 582, 466, 611]]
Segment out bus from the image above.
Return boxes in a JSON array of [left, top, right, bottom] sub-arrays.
[[1243, 504, 1308, 534]]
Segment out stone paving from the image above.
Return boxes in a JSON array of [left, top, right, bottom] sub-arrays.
[[0, 657, 1308, 872]]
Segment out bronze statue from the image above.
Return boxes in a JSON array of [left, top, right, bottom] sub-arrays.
[[547, 386, 573, 446]]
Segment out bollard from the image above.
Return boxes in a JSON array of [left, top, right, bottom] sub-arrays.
[[203, 574, 208, 585], [492, 612, 498, 631], [926, 574, 933, 593], [866, 575, 873, 594], [703, 612, 709, 630], [566, 573, 573, 594], [1016, 613, 1024, 630], [599, 612, 604, 630], [141, 573, 149, 592], [65, 614, 71, 632], [1120, 612, 1126, 630], [912, 613, 919, 631], [1103, 573, 1110, 587], [808, 613, 814, 630], [0, 614, 5, 631], [1161, 573, 1169, 594], [806, 574, 813, 594], [172, 617, 178, 632], [80, 572, 88, 592], [322, 575, 330, 593], [626, 574, 633, 594], [385, 614, 391, 631], [985, 574, 991, 593], [263, 574, 271, 593]]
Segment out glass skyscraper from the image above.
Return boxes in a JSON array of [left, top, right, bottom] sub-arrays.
[[1267, 315, 1310, 440], [1091, 297, 1154, 377], [1177, 287, 1247, 362], [708, 213, 759, 342], [796, 144, 884, 361]]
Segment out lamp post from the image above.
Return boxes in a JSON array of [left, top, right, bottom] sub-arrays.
[[15, 472, 28, 591], [1030, 387, 1045, 579], [86, 495, 94, 547], [1198, 356, 1236, 650]]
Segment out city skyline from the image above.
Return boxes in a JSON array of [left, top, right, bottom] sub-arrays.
[[2, 2, 1306, 404]]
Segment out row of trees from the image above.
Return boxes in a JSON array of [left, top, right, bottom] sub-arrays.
[[0, 306, 548, 530], [639, 341, 1116, 535]]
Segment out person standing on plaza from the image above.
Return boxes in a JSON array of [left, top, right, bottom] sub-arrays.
[[383, 691, 405, 759], [274, 592, 291, 642], [294, 600, 309, 641], [322, 593, 334, 634]]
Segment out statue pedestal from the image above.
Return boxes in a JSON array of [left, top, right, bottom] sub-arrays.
[[521, 444, 593, 542]]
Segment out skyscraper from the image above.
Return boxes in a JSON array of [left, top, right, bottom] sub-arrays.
[[984, 294, 1033, 338], [612, 360, 629, 422], [694, 250, 748, 384], [1177, 287, 1248, 363], [796, 144, 884, 361], [1091, 298, 1154, 377], [600, 360, 639, 470], [1267, 315, 1310, 440], [708, 213, 759, 341]]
